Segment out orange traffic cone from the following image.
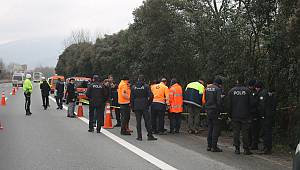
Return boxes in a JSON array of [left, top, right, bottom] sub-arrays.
[[0, 120, 3, 130], [12, 87, 16, 95], [1, 92, 6, 106], [77, 102, 84, 117], [103, 104, 113, 129]]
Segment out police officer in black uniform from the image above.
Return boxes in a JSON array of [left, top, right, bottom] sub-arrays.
[[255, 81, 276, 154], [205, 78, 223, 152], [86, 75, 109, 133], [131, 75, 157, 141], [248, 80, 260, 150], [228, 77, 252, 155]]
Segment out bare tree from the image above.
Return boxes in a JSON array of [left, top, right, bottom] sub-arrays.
[[63, 29, 92, 48]]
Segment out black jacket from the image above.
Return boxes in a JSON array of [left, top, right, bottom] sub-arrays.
[[228, 85, 251, 120], [110, 87, 119, 107], [40, 81, 51, 96], [257, 89, 276, 119], [55, 81, 65, 97], [86, 81, 109, 107], [204, 83, 222, 112], [131, 82, 153, 111], [249, 87, 259, 118], [66, 83, 76, 103]]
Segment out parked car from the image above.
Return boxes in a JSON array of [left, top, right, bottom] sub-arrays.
[[12, 73, 25, 87]]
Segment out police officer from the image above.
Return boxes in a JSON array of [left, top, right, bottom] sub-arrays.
[[255, 81, 276, 154], [131, 75, 157, 141], [23, 74, 33, 116], [228, 77, 252, 155], [248, 80, 260, 150], [86, 75, 109, 133], [204, 78, 223, 152]]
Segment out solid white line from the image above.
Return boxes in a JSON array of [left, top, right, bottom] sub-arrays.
[[49, 96, 177, 170]]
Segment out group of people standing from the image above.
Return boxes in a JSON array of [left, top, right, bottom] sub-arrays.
[[22, 73, 276, 155]]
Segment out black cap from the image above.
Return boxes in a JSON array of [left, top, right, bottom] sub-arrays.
[[170, 78, 177, 86], [122, 76, 129, 80], [93, 75, 100, 82], [138, 75, 145, 82], [214, 78, 222, 85], [248, 79, 257, 87], [255, 81, 264, 88]]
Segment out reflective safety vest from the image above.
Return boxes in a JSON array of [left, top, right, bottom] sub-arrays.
[[23, 79, 33, 93], [169, 83, 183, 113], [151, 82, 169, 105], [118, 80, 131, 104]]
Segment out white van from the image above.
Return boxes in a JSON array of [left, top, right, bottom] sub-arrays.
[[12, 73, 25, 87]]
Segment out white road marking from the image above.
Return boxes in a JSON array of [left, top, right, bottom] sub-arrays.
[[49, 96, 177, 170]]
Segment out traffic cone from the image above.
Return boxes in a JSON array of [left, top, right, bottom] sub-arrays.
[[1, 92, 6, 106], [0, 120, 3, 130], [103, 104, 113, 129], [12, 87, 16, 95], [77, 102, 84, 117]]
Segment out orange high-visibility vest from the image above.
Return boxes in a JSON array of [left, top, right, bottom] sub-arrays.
[[151, 82, 169, 105], [169, 83, 183, 113], [118, 80, 131, 104]]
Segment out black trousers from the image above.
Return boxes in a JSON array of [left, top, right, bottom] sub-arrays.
[[89, 104, 105, 131], [56, 96, 63, 108], [24, 93, 31, 114], [120, 104, 130, 133], [42, 95, 49, 108], [151, 109, 165, 133], [232, 119, 251, 149], [262, 118, 273, 151], [115, 108, 121, 125], [207, 109, 221, 148], [170, 113, 181, 132], [250, 118, 261, 148], [135, 110, 152, 138]]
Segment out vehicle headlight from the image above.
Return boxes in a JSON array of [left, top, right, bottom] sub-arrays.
[[296, 143, 300, 155]]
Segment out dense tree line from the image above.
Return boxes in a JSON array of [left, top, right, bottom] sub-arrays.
[[56, 0, 300, 149]]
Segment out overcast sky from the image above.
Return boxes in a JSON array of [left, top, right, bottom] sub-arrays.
[[0, 0, 144, 68]]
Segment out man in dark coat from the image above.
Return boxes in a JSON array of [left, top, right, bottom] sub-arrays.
[[66, 78, 77, 118], [40, 77, 51, 110], [131, 75, 157, 141], [204, 78, 223, 152], [86, 75, 109, 133], [255, 81, 276, 154], [55, 78, 65, 110], [228, 77, 252, 155]]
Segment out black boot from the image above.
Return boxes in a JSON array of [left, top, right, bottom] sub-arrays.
[[212, 147, 223, 152], [244, 149, 253, 155], [147, 134, 157, 141], [235, 146, 240, 154]]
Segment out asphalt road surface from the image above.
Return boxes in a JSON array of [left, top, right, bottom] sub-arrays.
[[0, 83, 292, 170]]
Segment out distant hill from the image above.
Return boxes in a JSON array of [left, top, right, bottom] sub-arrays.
[[0, 37, 64, 68]]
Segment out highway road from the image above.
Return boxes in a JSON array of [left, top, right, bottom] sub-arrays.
[[0, 83, 292, 170]]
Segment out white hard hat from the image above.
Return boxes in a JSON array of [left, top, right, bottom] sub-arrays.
[[26, 74, 32, 79], [42, 77, 46, 80]]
